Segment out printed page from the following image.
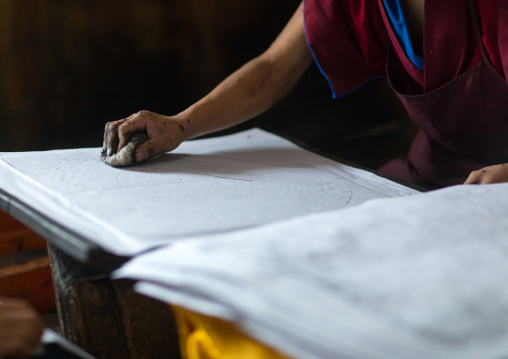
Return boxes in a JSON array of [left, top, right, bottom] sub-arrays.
[[0, 129, 416, 255], [115, 183, 508, 359]]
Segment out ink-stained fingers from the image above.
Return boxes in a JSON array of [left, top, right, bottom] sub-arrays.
[[104, 110, 187, 163], [464, 170, 482, 184], [104, 119, 127, 156], [103, 122, 117, 155], [117, 114, 148, 151], [135, 139, 160, 162], [465, 167, 496, 184], [464, 163, 508, 185]]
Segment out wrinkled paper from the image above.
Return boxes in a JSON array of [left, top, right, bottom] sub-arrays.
[[115, 183, 508, 359]]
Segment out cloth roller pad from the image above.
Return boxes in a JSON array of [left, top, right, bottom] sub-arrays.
[[100, 132, 162, 167]]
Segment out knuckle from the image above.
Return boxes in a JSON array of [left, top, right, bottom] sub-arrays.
[[118, 125, 129, 136], [138, 110, 154, 118]]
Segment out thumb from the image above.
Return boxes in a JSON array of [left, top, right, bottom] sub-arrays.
[[135, 139, 160, 163]]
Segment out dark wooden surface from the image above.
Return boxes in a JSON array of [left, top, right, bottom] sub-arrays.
[[48, 244, 181, 359]]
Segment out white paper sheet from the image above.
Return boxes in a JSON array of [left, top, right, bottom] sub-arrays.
[[32, 329, 97, 358], [114, 183, 508, 359], [0, 129, 416, 255]]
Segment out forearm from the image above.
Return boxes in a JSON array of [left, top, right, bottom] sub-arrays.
[[178, 56, 294, 140], [178, 2, 312, 140]]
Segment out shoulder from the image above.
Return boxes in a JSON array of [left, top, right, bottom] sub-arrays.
[[304, 0, 385, 44], [303, 0, 387, 96]]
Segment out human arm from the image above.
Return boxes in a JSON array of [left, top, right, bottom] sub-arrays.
[[0, 297, 44, 358], [103, 2, 313, 162]]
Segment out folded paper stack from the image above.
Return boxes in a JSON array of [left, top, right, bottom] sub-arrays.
[[115, 183, 508, 359]]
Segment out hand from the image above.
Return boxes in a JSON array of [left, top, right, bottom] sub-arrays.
[[103, 110, 188, 162], [0, 297, 44, 358], [464, 163, 508, 185]]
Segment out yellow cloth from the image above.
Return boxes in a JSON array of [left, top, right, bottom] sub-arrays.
[[172, 306, 293, 359]]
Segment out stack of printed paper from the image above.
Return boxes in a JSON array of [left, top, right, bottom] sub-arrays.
[[0, 129, 416, 255], [114, 183, 508, 359]]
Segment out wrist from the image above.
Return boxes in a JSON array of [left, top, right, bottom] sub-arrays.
[[176, 105, 208, 141]]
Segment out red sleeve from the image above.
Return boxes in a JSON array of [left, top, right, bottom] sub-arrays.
[[303, 0, 387, 97], [497, 1, 508, 82]]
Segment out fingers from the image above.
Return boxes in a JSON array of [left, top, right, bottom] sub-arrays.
[[117, 111, 149, 151], [464, 163, 508, 185], [0, 298, 44, 358], [103, 119, 127, 156], [464, 170, 483, 185], [103, 111, 150, 156], [135, 138, 161, 163], [103, 111, 186, 163]]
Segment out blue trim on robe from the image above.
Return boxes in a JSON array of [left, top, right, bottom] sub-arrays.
[[382, 0, 424, 71], [303, 0, 381, 98], [302, 0, 338, 98]]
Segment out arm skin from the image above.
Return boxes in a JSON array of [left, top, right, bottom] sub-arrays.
[[103, 3, 313, 162], [0, 297, 44, 358], [464, 163, 508, 185]]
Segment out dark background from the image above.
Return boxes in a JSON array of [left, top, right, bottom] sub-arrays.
[[0, 0, 415, 169]]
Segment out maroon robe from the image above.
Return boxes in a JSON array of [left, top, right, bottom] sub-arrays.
[[304, 0, 508, 188]]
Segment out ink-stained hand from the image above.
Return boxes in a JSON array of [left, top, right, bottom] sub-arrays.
[[0, 297, 44, 358], [103, 110, 187, 162], [464, 163, 508, 185]]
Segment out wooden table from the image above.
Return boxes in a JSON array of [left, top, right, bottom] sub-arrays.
[[0, 189, 181, 359]]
